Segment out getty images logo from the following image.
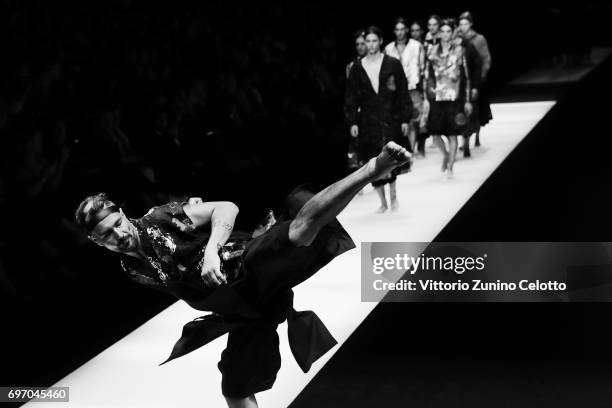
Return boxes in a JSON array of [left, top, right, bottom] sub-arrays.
[[372, 252, 487, 275]]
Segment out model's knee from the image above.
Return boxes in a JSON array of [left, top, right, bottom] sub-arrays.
[[289, 219, 315, 247], [225, 394, 258, 408]]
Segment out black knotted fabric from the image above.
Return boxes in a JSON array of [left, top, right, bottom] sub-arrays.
[[159, 307, 337, 373]]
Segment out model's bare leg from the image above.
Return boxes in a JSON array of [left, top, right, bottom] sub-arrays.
[[475, 128, 481, 147], [447, 135, 458, 179], [389, 181, 399, 211], [408, 124, 417, 152], [289, 142, 411, 246], [433, 135, 449, 172], [375, 185, 388, 213], [225, 395, 258, 408]]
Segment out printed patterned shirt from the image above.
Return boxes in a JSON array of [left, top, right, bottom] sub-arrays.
[[120, 202, 249, 291], [424, 42, 470, 102]]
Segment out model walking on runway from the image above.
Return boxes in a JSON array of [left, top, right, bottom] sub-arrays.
[[345, 26, 412, 212], [423, 19, 472, 179], [384, 18, 425, 154], [458, 11, 493, 148]]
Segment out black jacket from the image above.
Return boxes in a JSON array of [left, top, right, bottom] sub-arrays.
[[344, 55, 412, 157]]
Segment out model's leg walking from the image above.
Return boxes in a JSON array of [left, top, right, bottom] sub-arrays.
[[375, 185, 388, 213], [408, 125, 417, 152], [475, 128, 481, 147], [447, 135, 458, 178], [433, 135, 449, 172], [289, 142, 410, 246], [389, 181, 398, 211]]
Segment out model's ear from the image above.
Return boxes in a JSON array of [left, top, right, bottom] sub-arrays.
[[88, 235, 104, 246]]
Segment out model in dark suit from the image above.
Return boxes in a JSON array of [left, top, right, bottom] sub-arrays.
[[345, 26, 412, 213]]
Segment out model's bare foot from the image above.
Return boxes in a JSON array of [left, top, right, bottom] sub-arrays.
[[368, 142, 412, 179], [391, 199, 399, 212], [376, 205, 388, 214], [441, 155, 449, 172], [447, 169, 454, 179]]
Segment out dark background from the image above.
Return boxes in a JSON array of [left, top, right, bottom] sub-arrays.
[[1, 0, 611, 406]]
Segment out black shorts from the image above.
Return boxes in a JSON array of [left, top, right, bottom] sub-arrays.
[[242, 210, 355, 302], [218, 320, 281, 398], [427, 100, 467, 136], [219, 213, 355, 397]]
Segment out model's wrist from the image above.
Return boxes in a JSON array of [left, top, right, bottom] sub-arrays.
[[205, 243, 222, 256]]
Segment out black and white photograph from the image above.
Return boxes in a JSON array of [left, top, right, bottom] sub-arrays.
[[1, 1, 612, 407]]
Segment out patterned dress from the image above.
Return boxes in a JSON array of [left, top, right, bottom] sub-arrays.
[[424, 42, 471, 135]]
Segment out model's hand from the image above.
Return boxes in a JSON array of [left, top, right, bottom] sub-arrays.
[[350, 125, 359, 138], [471, 89, 479, 101], [465, 102, 473, 116], [201, 251, 226, 287], [401, 123, 409, 137]]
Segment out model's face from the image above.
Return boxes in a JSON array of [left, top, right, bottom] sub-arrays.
[[440, 25, 453, 42], [410, 23, 423, 40], [90, 210, 138, 253], [365, 33, 382, 54], [393, 23, 407, 41], [458, 19, 472, 34], [355, 36, 367, 57], [428, 18, 439, 34]]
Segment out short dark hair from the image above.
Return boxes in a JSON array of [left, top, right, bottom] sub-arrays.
[[459, 11, 474, 25], [394, 17, 408, 28], [428, 14, 442, 25], [364, 25, 383, 40], [75, 193, 115, 233], [410, 20, 423, 30], [441, 18, 457, 31], [352, 28, 366, 41]]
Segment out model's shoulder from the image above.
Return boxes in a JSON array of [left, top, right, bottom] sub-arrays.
[[385, 54, 402, 65], [472, 32, 487, 44], [408, 38, 421, 48]]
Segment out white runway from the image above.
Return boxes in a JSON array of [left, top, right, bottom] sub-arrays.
[[27, 101, 555, 408]]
